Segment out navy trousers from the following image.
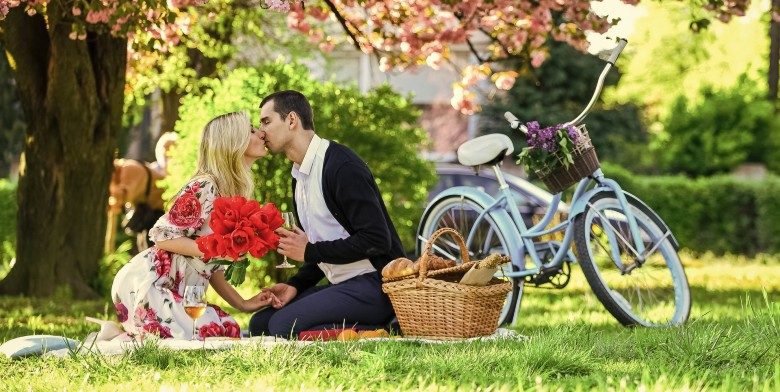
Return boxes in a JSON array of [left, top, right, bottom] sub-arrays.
[[248, 272, 394, 338]]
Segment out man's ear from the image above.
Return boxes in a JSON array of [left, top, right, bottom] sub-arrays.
[[288, 112, 297, 130]]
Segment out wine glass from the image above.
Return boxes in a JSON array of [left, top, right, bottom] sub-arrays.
[[277, 212, 296, 269], [183, 285, 206, 340]]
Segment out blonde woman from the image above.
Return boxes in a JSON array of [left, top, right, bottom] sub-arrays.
[[111, 112, 280, 340]]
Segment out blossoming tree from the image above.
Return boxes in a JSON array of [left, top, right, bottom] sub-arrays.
[[0, 0, 208, 297], [284, 0, 753, 114], [0, 0, 753, 297]]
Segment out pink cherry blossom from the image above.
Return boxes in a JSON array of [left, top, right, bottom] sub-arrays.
[[265, 0, 290, 12], [493, 71, 518, 91], [0, 0, 753, 115]]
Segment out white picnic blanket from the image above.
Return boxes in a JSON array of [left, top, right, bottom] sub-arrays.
[[37, 327, 527, 358], [42, 334, 305, 358], [0, 316, 529, 359]]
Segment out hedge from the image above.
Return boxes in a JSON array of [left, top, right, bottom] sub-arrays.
[[601, 163, 780, 255], [0, 179, 16, 271], [2, 166, 780, 259]]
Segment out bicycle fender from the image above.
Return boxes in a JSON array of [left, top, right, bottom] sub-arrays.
[[570, 188, 680, 250], [420, 186, 527, 268]]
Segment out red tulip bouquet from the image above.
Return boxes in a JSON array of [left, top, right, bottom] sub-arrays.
[[195, 196, 284, 285]]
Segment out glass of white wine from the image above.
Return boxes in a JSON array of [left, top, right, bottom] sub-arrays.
[[277, 212, 296, 269], [183, 285, 206, 341]]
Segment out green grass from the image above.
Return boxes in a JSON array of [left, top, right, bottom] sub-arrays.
[[1, 252, 779, 391]]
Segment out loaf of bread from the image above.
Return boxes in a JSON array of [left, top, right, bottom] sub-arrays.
[[425, 255, 456, 270], [382, 257, 417, 279], [475, 254, 510, 269]]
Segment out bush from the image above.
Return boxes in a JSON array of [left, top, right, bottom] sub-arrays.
[[0, 179, 16, 279], [601, 162, 780, 255], [167, 61, 436, 283], [661, 76, 779, 176]]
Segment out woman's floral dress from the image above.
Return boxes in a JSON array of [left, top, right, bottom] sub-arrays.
[[111, 177, 241, 340]]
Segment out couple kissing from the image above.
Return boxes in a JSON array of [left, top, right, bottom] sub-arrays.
[[109, 90, 402, 340]]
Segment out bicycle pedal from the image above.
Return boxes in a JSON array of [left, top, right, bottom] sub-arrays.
[[526, 261, 572, 288], [529, 266, 562, 286]]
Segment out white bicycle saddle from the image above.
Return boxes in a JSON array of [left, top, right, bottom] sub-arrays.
[[457, 133, 514, 167]]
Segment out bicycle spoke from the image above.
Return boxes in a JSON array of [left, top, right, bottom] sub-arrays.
[[580, 198, 687, 326]]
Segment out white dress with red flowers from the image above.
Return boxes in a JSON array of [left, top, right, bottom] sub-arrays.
[[110, 177, 241, 340]]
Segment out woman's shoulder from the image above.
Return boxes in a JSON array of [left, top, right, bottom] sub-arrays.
[[178, 176, 218, 197]]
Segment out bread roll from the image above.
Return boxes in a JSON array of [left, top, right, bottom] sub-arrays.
[[382, 257, 417, 278], [425, 255, 456, 270]]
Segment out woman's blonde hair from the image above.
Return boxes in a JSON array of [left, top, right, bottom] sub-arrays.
[[193, 111, 254, 198]]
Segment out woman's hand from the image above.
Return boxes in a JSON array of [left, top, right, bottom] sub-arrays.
[[262, 283, 297, 308], [242, 291, 282, 312], [210, 270, 282, 312]]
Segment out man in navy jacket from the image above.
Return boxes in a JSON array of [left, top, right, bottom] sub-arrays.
[[248, 90, 404, 337]]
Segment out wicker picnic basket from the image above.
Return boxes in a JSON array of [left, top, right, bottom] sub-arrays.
[[382, 228, 512, 340], [534, 125, 600, 194]]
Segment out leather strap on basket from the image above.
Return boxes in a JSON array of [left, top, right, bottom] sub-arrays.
[[419, 228, 469, 282]]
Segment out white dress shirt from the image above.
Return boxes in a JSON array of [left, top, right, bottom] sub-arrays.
[[291, 134, 376, 284]]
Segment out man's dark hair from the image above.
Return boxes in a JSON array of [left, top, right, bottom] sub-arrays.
[[259, 90, 315, 130]]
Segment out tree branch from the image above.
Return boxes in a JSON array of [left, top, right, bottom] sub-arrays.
[[478, 27, 512, 58], [466, 37, 486, 63], [322, 0, 363, 52]]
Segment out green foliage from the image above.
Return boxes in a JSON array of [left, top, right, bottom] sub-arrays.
[[0, 42, 25, 179], [0, 179, 16, 280], [169, 61, 436, 280], [604, 1, 768, 170], [481, 42, 650, 172], [606, 1, 767, 122], [123, 1, 317, 131], [660, 76, 779, 176], [602, 162, 780, 255], [93, 240, 133, 297], [755, 180, 780, 254]]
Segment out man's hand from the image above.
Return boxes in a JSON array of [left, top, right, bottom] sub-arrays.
[[262, 283, 298, 308], [243, 291, 281, 312], [276, 226, 308, 262]]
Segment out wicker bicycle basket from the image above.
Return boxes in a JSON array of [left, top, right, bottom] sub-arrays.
[[533, 125, 601, 194], [382, 228, 512, 340]]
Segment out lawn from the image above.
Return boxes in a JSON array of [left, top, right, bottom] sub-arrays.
[[1, 252, 778, 391]]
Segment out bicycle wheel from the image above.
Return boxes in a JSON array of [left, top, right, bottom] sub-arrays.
[[418, 195, 522, 325], [573, 192, 691, 326]]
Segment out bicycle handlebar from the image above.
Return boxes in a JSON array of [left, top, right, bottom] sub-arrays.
[[606, 38, 628, 64], [506, 38, 628, 133]]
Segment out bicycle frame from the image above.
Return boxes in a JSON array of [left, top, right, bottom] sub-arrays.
[[487, 166, 649, 278], [422, 164, 679, 279]]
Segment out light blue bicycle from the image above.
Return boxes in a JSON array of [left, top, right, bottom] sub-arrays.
[[416, 39, 691, 327]]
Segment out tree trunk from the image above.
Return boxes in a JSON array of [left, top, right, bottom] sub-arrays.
[[770, 0, 780, 105], [161, 89, 182, 135], [0, 4, 127, 298]]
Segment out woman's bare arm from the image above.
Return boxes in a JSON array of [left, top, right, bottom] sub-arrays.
[[209, 270, 280, 312], [155, 237, 203, 258]]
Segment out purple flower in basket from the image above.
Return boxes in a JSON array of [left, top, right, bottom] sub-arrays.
[[566, 125, 581, 144], [517, 120, 589, 175], [525, 121, 559, 153]]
